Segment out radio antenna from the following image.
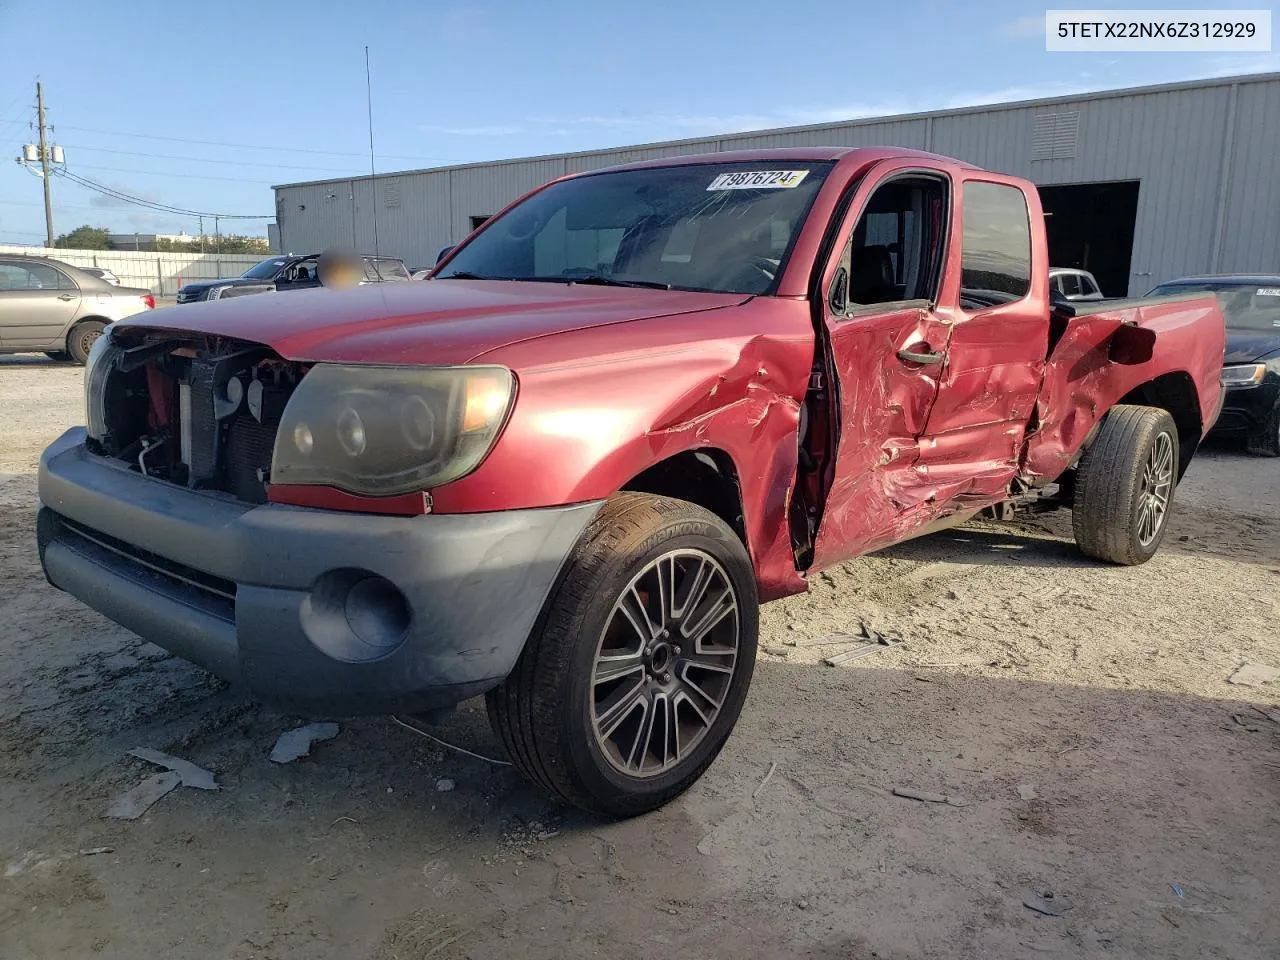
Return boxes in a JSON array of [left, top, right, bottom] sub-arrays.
[[365, 45, 380, 259]]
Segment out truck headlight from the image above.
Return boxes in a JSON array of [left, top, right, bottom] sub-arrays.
[[1220, 363, 1266, 388], [270, 365, 514, 496]]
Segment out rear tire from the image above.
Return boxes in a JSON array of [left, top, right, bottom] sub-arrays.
[[67, 320, 106, 365], [1072, 404, 1179, 565], [487, 493, 758, 818], [1244, 397, 1280, 457]]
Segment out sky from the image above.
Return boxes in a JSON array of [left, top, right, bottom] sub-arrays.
[[0, 0, 1276, 244]]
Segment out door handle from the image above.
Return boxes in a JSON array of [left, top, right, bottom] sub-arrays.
[[897, 346, 944, 365], [57, 294, 75, 301]]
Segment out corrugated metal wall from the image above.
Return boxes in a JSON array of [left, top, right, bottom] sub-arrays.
[[275, 74, 1280, 294]]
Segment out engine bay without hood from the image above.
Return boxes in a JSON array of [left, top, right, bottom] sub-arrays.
[[88, 330, 308, 504]]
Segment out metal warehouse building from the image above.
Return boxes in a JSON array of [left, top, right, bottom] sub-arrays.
[[272, 72, 1279, 297]]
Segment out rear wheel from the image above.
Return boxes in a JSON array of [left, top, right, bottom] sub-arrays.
[[1072, 405, 1179, 565], [487, 493, 758, 817], [1244, 397, 1280, 457], [66, 320, 106, 365]]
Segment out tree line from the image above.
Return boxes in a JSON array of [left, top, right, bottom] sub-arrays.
[[53, 224, 270, 254]]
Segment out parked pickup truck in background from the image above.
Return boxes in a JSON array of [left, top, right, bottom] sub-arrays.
[[175, 253, 410, 303], [38, 147, 1224, 816]]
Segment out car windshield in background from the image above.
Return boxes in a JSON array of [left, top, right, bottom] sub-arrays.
[[437, 162, 834, 295], [1149, 282, 1280, 332], [364, 258, 410, 281], [242, 258, 288, 280]]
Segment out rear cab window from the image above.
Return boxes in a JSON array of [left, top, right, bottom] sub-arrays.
[[960, 181, 1031, 309]]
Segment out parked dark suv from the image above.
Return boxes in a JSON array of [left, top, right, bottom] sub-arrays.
[[176, 254, 410, 303]]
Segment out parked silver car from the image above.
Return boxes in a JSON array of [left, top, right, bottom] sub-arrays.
[[0, 256, 154, 363]]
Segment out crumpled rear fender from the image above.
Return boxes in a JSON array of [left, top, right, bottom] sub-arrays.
[[1022, 296, 1223, 482]]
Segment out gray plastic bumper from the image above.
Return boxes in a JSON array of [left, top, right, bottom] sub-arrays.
[[37, 428, 601, 715]]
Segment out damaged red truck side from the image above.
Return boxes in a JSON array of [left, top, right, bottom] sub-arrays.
[[38, 148, 1224, 816]]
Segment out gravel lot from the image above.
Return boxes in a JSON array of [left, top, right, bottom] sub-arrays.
[[2, 356, 1278, 960]]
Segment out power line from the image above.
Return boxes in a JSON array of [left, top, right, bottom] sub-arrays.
[[60, 143, 363, 174], [49, 122, 455, 164], [54, 167, 272, 219], [65, 161, 283, 184]]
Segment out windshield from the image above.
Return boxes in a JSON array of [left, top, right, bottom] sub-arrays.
[[1149, 282, 1280, 332], [241, 257, 288, 280], [437, 161, 834, 295]]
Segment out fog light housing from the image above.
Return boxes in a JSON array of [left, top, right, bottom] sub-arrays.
[[300, 568, 410, 662]]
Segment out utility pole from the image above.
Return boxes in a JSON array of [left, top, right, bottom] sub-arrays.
[[36, 82, 54, 247]]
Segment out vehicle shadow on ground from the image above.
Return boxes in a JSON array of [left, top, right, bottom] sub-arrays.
[[3, 646, 1278, 960], [0, 354, 76, 369]]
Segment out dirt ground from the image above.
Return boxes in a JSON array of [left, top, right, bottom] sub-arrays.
[[2, 355, 1278, 960]]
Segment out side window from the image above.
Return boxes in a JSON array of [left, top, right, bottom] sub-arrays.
[[1082, 274, 1100, 297], [960, 181, 1031, 306], [0, 262, 63, 290], [847, 176, 948, 307], [1060, 273, 1082, 297]]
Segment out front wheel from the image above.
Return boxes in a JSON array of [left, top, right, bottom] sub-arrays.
[[487, 493, 758, 817], [1072, 405, 1179, 565]]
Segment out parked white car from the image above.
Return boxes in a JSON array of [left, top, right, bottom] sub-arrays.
[[1049, 267, 1104, 301]]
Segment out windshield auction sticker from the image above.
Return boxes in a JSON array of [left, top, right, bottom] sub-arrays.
[[707, 170, 810, 191]]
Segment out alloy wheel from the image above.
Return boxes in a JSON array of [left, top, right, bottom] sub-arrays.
[[1136, 431, 1174, 546], [590, 549, 740, 778]]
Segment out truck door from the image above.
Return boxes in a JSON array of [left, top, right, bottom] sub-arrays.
[[808, 164, 957, 568], [914, 178, 1048, 498]]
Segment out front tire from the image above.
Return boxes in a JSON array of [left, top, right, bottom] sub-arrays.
[[1072, 405, 1179, 565], [66, 320, 106, 365], [1244, 396, 1280, 457], [44, 350, 71, 363], [487, 493, 758, 818]]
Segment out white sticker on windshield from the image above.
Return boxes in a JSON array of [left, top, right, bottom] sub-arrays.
[[1257, 287, 1280, 296], [707, 170, 810, 191]]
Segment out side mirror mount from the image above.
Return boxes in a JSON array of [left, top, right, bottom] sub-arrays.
[[435, 245, 456, 265], [828, 267, 849, 315]]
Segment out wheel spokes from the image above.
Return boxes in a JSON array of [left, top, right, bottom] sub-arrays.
[[591, 548, 741, 779]]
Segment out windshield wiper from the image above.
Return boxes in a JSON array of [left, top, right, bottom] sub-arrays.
[[437, 270, 495, 280], [569, 275, 671, 290]]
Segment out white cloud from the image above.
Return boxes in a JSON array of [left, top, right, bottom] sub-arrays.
[[1000, 15, 1045, 40], [420, 123, 524, 136]]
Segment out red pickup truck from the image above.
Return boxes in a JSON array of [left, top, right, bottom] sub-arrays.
[[38, 147, 1223, 816]]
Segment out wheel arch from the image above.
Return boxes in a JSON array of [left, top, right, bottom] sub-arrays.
[[1115, 371, 1201, 478], [620, 447, 749, 552]]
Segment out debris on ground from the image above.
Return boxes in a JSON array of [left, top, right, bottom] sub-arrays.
[[1231, 714, 1262, 732], [269, 722, 341, 763], [824, 632, 904, 666], [761, 645, 790, 658], [1017, 784, 1039, 801], [436, 778, 455, 792], [1251, 705, 1280, 724], [752, 761, 778, 799], [128, 747, 219, 790], [1023, 892, 1070, 917], [1170, 883, 1185, 898], [893, 786, 969, 807], [105, 771, 183, 820], [1226, 662, 1280, 687]]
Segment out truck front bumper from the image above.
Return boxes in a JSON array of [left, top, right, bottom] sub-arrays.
[[37, 428, 600, 716]]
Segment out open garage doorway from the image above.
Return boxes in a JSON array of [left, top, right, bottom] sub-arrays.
[[1038, 181, 1140, 296]]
